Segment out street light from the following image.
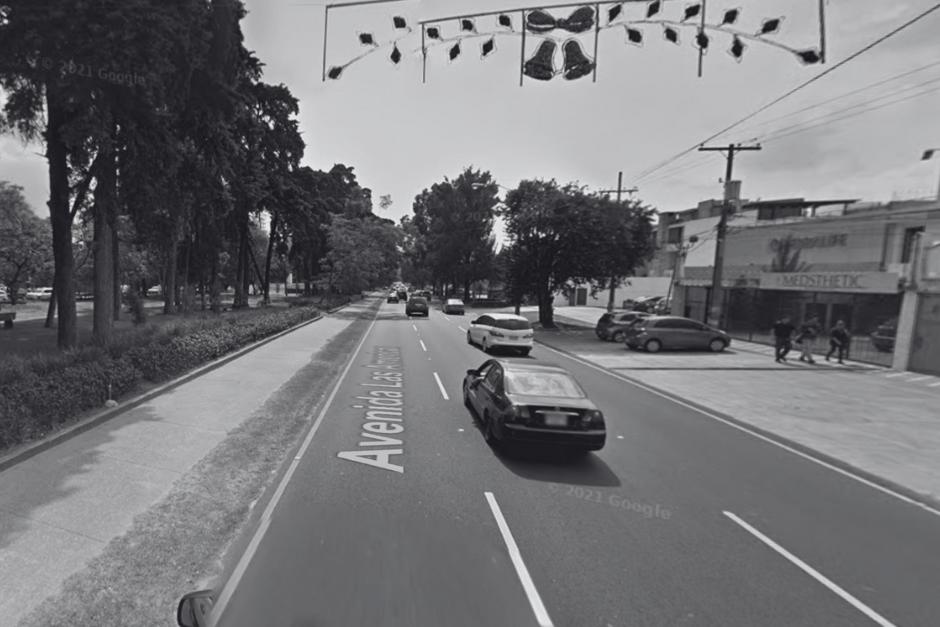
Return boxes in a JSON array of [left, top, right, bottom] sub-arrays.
[[921, 148, 940, 201]]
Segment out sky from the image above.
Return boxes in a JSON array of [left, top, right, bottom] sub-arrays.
[[2, 0, 940, 225]]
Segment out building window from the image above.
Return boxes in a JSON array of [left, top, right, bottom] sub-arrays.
[[667, 226, 684, 244], [901, 226, 925, 263]]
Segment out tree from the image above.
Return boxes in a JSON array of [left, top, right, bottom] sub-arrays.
[[320, 215, 401, 296], [501, 180, 621, 327], [595, 195, 657, 310], [0, 183, 52, 305]]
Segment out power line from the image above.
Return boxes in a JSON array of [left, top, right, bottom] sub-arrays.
[[633, 1, 940, 184]]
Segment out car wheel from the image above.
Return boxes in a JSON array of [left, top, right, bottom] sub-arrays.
[[466, 331, 474, 346], [709, 338, 727, 353], [645, 339, 662, 353], [482, 338, 490, 354], [463, 386, 474, 411], [612, 330, 625, 343], [482, 411, 497, 445]]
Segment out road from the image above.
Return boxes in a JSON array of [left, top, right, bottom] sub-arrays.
[[209, 299, 940, 627]]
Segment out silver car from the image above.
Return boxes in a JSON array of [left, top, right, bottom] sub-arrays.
[[624, 316, 730, 353]]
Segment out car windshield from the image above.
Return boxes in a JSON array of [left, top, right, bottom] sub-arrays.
[[493, 318, 531, 330], [505, 371, 585, 398]]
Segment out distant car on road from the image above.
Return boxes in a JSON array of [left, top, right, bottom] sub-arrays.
[[463, 359, 606, 452], [624, 315, 730, 353], [26, 287, 54, 300], [442, 298, 465, 315], [595, 310, 650, 342], [466, 312, 534, 356], [405, 296, 429, 317], [396, 288, 407, 301], [387, 292, 399, 303], [146, 285, 163, 298], [870, 318, 896, 352]]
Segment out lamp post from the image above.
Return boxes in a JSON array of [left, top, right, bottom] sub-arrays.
[[921, 148, 940, 201]]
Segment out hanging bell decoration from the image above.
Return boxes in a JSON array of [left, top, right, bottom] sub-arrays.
[[562, 39, 594, 80], [523, 39, 557, 80]]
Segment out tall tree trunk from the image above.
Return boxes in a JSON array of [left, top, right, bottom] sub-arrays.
[[233, 220, 248, 309], [181, 234, 192, 313], [210, 253, 222, 313], [45, 279, 57, 327], [164, 239, 179, 315], [607, 276, 617, 312], [463, 280, 470, 302], [538, 284, 554, 328], [46, 86, 77, 349], [92, 138, 116, 345], [112, 223, 121, 321], [262, 212, 279, 305]]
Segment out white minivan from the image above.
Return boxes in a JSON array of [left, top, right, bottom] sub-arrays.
[[466, 313, 534, 356]]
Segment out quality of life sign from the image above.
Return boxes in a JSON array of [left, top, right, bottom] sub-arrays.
[[759, 271, 900, 293]]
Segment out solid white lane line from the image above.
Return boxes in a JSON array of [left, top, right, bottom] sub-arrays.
[[929, 381, 940, 387], [535, 342, 940, 518], [885, 372, 908, 378], [484, 492, 554, 627], [723, 511, 896, 627], [458, 326, 467, 332], [412, 323, 418, 332], [209, 312, 379, 626], [433, 372, 449, 400], [906, 376, 930, 382], [419, 339, 427, 352]]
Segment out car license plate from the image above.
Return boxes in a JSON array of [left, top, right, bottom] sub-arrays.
[[543, 412, 568, 427]]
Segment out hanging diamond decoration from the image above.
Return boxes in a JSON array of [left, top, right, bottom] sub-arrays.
[[327, 66, 343, 79], [359, 33, 376, 46], [664, 26, 680, 44], [683, 3, 701, 21], [722, 8, 740, 25], [759, 17, 783, 35], [461, 18, 476, 33], [647, 0, 662, 18], [449, 41, 461, 61], [498, 14, 513, 29], [695, 31, 709, 51], [393, 16, 407, 29], [796, 48, 821, 64], [390, 44, 402, 65], [482, 37, 496, 58], [729, 36, 745, 61], [608, 3, 623, 23], [426, 26, 441, 39], [626, 28, 643, 46]]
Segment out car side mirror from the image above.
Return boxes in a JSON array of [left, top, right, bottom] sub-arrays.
[[177, 590, 215, 627], [466, 369, 478, 376]]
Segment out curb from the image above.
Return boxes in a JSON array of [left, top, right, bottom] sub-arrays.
[[534, 334, 940, 512], [0, 311, 327, 473]]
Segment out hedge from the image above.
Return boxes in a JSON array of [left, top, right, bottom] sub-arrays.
[[0, 306, 321, 453]]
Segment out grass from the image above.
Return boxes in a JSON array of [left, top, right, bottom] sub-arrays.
[[17, 303, 376, 627]]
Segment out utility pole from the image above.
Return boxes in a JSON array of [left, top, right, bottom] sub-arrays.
[[599, 171, 638, 311], [698, 143, 761, 328]]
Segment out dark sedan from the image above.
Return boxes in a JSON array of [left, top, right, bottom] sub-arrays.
[[595, 310, 650, 342], [462, 359, 606, 452]]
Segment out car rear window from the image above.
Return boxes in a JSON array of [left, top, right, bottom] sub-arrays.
[[598, 313, 613, 324], [409, 297, 427, 304], [494, 318, 532, 331], [505, 371, 585, 398]]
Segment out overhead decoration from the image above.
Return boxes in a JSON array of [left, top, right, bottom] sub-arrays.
[[323, 0, 825, 83], [526, 6, 595, 34], [482, 37, 496, 58]]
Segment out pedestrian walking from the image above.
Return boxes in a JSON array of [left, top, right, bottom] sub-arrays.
[[772, 315, 796, 362], [796, 315, 820, 364], [826, 320, 850, 364]]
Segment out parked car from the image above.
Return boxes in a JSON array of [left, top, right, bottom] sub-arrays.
[[595, 310, 650, 342], [870, 318, 896, 352], [624, 315, 730, 353], [0, 286, 8, 303], [26, 287, 54, 300], [466, 313, 534, 356], [463, 359, 606, 451], [405, 296, 429, 317], [442, 298, 465, 315], [75, 290, 94, 301], [630, 295, 666, 313], [387, 292, 399, 303], [146, 285, 163, 297]]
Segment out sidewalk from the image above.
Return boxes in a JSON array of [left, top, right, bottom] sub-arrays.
[[526, 305, 940, 507], [0, 300, 372, 626]]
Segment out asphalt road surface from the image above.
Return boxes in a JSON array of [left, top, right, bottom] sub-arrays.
[[209, 300, 940, 627]]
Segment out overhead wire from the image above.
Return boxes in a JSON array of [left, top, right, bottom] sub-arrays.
[[632, 1, 940, 184]]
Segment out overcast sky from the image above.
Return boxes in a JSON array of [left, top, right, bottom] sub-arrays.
[[2, 0, 939, 224]]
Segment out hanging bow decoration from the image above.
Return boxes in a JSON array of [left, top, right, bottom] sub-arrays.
[[526, 6, 596, 34]]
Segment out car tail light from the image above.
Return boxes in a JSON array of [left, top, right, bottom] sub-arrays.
[[510, 405, 530, 423], [581, 410, 603, 427]]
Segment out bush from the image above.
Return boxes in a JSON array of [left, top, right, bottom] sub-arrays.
[[0, 305, 321, 455]]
